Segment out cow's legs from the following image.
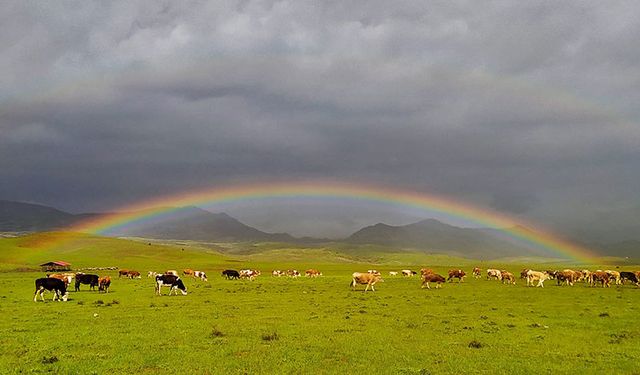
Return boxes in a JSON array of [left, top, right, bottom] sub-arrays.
[[34, 287, 43, 302]]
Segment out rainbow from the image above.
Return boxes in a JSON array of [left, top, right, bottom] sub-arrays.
[[44, 180, 597, 262]]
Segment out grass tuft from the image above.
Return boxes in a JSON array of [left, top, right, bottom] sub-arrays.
[[468, 340, 483, 349], [210, 327, 225, 338], [261, 332, 279, 341], [41, 356, 59, 364]]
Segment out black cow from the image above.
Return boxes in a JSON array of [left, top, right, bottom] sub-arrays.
[[155, 274, 187, 296], [620, 271, 639, 285], [75, 273, 99, 292], [34, 277, 68, 302], [222, 269, 240, 280]]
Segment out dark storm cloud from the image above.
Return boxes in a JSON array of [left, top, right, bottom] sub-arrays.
[[1, 1, 639, 240]]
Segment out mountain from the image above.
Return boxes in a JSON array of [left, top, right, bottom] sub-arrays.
[[346, 218, 551, 259], [0, 200, 295, 243], [107, 206, 296, 242], [0, 200, 78, 231]]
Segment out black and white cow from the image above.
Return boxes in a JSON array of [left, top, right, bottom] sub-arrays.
[[75, 273, 99, 291], [34, 277, 68, 302], [194, 271, 208, 281], [620, 271, 640, 285], [222, 269, 240, 280], [155, 274, 187, 296]]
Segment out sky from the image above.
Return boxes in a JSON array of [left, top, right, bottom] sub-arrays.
[[1, 1, 639, 242]]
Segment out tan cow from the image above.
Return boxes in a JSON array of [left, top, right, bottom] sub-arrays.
[[487, 269, 502, 280], [526, 270, 550, 287], [47, 273, 73, 287], [351, 272, 383, 292], [604, 270, 621, 285], [472, 267, 482, 279], [421, 273, 446, 289], [183, 269, 195, 277]]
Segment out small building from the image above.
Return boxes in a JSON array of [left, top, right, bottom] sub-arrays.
[[40, 261, 72, 272]]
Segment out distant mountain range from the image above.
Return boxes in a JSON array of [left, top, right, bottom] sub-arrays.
[[1, 200, 635, 258]]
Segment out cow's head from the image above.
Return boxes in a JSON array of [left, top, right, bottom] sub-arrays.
[[176, 280, 188, 295]]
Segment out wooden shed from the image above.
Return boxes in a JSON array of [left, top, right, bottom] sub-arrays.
[[40, 261, 71, 272]]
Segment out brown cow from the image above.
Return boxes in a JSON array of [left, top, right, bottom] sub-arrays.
[[183, 269, 195, 277], [118, 269, 129, 278], [447, 269, 466, 283], [556, 270, 577, 286], [421, 273, 446, 289], [305, 269, 322, 277], [46, 273, 73, 287], [127, 270, 141, 279], [590, 271, 611, 287], [351, 272, 383, 292], [420, 268, 434, 276], [98, 276, 111, 293], [500, 271, 516, 285]]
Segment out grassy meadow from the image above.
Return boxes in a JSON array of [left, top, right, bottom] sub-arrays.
[[1, 233, 640, 374]]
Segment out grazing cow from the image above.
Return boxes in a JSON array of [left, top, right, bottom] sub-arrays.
[[192, 271, 207, 281], [590, 271, 611, 288], [127, 270, 141, 279], [285, 269, 300, 278], [118, 270, 129, 278], [487, 269, 502, 281], [520, 269, 531, 279], [604, 270, 621, 285], [581, 270, 592, 283], [75, 273, 99, 291], [240, 269, 261, 280], [34, 278, 68, 302], [389, 271, 398, 276], [351, 272, 383, 292], [447, 269, 466, 283], [222, 269, 240, 279], [272, 270, 285, 277], [421, 273, 446, 289], [98, 276, 111, 293], [147, 271, 157, 278], [526, 270, 550, 287], [165, 270, 178, 276], [556, 270, 578, 286], [501, 271, 516, 285], [401, 269, 416, 277], [305, 269, 322, 277], [155, 274, 187, 296], [183, 269, 194, 277], [620, 271, 639, 285], [472, 267, 482, 279]]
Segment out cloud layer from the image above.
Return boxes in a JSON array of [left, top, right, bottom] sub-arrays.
[[1, 1, 639, 241]]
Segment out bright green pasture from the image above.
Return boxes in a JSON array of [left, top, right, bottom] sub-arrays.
[[1, 234, 640, 374]]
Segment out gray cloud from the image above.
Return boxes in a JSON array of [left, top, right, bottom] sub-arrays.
[[1, 1, 640, 241]]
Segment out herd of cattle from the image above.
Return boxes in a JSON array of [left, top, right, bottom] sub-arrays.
[[32, 265, 640, 301]]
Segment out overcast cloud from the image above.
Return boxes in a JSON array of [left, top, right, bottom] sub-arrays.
[[1, 1, 639, 241]]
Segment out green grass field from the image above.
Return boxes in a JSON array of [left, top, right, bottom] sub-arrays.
[[1, 233, 639, 374]]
